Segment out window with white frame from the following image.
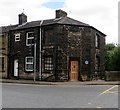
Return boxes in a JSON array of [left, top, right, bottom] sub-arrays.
[[25, 57, 34, 71], [15, 33, 20, 42], [44, 57, 53, 71], [26, 32, 34, 46]]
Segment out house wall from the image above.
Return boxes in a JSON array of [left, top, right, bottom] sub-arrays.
[[96, 30, 105, 79], [81, 27, 92, 80], [0, 33, 8, 78], [55, 25, 69, 81], [54, 25, 105, 81], [41, 25, 57, 81], [9, 24, 105, 81], [90, 29, 105, 79], [9, 27, 40, 80], [54, 25, 91, 81]]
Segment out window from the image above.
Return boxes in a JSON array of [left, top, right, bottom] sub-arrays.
[[44, 29, 53, 44], [0, 48, 5, 50], [44, 57, 53, 71], [95, 34, 100, 48], [95, 56, 100, 70], [26, 32, 34, 46], [0, 57, 4, 72], [25, 57, 33, 71], [0, 34, 4, 37], [15, 33, 20, 42]]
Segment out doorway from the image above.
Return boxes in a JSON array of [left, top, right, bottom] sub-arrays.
[[70, 60, 78, 81]]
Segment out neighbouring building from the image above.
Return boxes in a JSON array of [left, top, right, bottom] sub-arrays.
[[0, 25, 18, 78], [5, 9, 106, 81]]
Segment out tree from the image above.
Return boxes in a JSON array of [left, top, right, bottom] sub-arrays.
[[105, 43, 116, 52], [105, 44, 120, 71]]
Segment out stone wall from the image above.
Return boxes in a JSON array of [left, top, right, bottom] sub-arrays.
[[9, 27, 40, 79], [9, 24, 105, 81], [0, 33, 8, 78], [105, 71, 120, 81]]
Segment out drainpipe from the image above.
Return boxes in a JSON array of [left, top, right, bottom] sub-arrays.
[[34, 42, 36, 82], [67, 56, 69, 80], [39, 20, 43, 80]]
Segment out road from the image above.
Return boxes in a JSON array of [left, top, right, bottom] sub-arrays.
[[2, 83, 118, 108]]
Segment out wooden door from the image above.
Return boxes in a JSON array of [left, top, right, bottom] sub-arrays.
[[70, 60, 78, 81]]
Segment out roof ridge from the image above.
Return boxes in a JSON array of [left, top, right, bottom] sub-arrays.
[[56, 16, 90, 26], [67, 17, 90, 26]]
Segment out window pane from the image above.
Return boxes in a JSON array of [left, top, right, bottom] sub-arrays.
[[15, 38, 20, 41], [95, 34, 100, 48], [44, 30, 53, 44], [2, 64, 4, 70], [28, 39, 34, 45], [0, 65, 2, 71], [26, 32, 34, 46], [95, 56, 100, 70], [44, 57, 53, 71], [27, 58, 33, 63], [28, 33, 34, 38], [25, 57, 34, 71], [0, 58, 1, 63], [15, 34, 20, 41], [26, 64, 33, 70], [0, 57, 4, 71]]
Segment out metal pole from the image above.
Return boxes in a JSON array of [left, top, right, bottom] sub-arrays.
[[39, 20, 43, 80], [34, 42, 36, 82]]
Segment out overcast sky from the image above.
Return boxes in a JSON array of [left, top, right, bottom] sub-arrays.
[[0, 0, 119, 44]]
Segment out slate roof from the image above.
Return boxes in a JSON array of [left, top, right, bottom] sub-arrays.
[[11, 21, 41, 30], [11, 16, 89, 30], [0, 25, 18, 34], [0, 16, 106, 36]]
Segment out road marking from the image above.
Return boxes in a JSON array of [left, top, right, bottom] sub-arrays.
[[88, 102, 91, 104], [99, 85, 118, 95], [96, 106, 101, 108], [107, 91, 117, 93], [96, 107, 102, 108], [87, 85, 118, 107]]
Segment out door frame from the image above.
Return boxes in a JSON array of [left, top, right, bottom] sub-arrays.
[[68, 57, 80, 81], [14, 59, 19, 77]]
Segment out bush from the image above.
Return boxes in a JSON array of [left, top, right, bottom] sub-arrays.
[[106, 45, 120, 71]]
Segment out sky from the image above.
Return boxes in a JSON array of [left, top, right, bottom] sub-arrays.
[[0, 0, 119, 44]]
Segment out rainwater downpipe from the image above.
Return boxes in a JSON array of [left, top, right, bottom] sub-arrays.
[[39, 20, 43, 80]]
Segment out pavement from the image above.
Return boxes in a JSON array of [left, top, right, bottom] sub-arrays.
[[0, 78, 119, 85]]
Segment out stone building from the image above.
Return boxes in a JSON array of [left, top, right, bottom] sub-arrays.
[[0, 25, 17, 78], [7, 9, 105, 81]]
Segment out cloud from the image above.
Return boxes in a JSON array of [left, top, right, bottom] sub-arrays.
[[0, 0, 118, 43], [62, 0, 118, 44], [0, 0, 54, 25]]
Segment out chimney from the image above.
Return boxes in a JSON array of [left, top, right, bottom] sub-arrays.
[[18, 13, 27, 25], [56, 9, 67, 18]]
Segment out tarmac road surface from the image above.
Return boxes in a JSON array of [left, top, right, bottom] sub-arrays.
[[2, 83, 118, 108]]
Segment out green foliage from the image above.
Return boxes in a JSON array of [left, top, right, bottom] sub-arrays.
[[105, 44, 120, 71], [105, 43, 116, 51]]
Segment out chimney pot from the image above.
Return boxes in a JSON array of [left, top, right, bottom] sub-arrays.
[[56, 9, 67, 18], [18, 13, 27, 25]]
